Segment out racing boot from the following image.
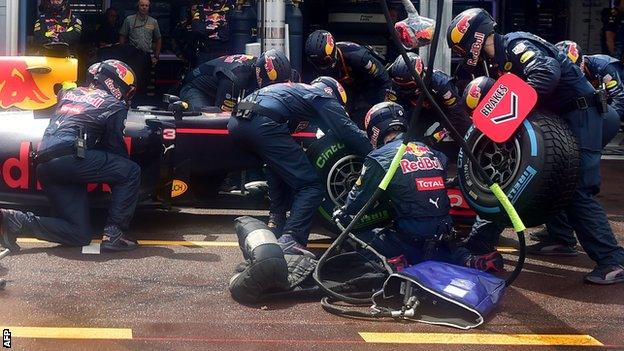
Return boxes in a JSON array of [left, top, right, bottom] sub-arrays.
[[234, 260, 251, 273], [0, 209, 21, 252], [277, 233, 315, 259], [465, 251, 504, 273], [526, 241, 578, 256], [100, 224, 138, 252], [529, 228, 550, 242], [584, 264, 624, 285], [267, 212, 286, 237]]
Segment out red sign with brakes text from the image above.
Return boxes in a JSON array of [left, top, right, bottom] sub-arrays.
[[415, 176, 445, 191], [472, 73, 537, 143]]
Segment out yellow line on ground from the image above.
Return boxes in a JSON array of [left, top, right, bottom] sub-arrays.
[[1, 327, 133, 340], [358, 332, 603, 346], [16, 238, 518, 252]]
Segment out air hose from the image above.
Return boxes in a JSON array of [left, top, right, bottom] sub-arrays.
[[314, 0, 527, 312]]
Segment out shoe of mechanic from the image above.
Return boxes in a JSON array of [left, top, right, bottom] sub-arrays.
[[277, 234, 315, 258], [465, 251, 504, 273], [267, 212, 286, 236], [527, 241, 578, 257], [584, 265, 624, 285], [0, 209, 21, 252], [529, 229, 550, 242], [100, 225, 138, 252]]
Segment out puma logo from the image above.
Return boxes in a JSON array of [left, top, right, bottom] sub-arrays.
[[429, 197, 440, 209], [163, 144, 175, 154]]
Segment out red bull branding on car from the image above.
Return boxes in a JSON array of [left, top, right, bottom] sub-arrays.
[[0, 59, 49, 109]]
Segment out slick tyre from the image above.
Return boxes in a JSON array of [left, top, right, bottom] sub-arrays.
[[457, 111, 580, 227], [306, 134, 391, 236]]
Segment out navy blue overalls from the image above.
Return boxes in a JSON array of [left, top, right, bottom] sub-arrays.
[[227, 82, 372, 245], [342, 137, 470, 264], [180, 54, 257, 111], [8, 87, 140, 246], [472, 32, 624, 267]]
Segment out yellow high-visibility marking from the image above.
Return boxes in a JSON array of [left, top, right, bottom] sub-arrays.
[[359, 332, 603, 346], [16, 238, 519, 252], [2, 327, 133, 340]]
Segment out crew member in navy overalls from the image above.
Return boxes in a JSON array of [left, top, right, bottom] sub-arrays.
[[228, 50, 372, 257], [180, 54, 258, 112], [33, 0, 82, 53], [0, 60, 140, 253], [332, 102, 503, 272], [386, 52, 472, 154], [448, 8, 624, 284], [523, 41, 624, 256], [305, 30, 392, 126]]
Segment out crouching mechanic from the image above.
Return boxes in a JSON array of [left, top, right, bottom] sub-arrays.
[[305, 30, 392, 125], [333, 102, 503, 272], [180, 54, 258, 112], [448, 8, 624, 283], [228, 50, 372, 257], [526, 40, 624, 256], [386, 52, 472, 140], [0, 60, 140, 252]]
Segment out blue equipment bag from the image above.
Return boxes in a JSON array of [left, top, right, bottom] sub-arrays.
[[371, 260, 506, 329]]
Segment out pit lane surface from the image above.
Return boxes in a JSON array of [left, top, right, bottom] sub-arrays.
[[2, 160, 624, 351]]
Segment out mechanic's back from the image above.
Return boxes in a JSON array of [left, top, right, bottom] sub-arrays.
[[239, 82, 370, 156]]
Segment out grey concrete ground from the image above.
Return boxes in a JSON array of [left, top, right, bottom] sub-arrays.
[[1, 160, 623, 350]]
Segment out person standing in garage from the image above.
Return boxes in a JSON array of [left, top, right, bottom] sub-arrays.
[[33, 0, 82, 54], [601, 0, 624, 59]]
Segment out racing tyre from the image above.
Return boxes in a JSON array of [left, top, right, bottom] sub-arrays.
[[306, 134, 392, 236], [458, 111, 580, 227]]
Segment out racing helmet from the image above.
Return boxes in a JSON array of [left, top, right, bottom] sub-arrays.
[[447, 8, 497, 68], [93, 59, 137, 102], [305, 30, 338, 72], [311, 76, 348, 106], [388, 52, 425, 91], [462, 76, 496, 112], [555, 40, 584, 67], [86, 62, 102, 86], [364, 102, 408, 148], [255, 49, 292, 88]]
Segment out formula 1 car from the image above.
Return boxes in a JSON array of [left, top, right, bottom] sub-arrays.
[[2, 54, 575, 236], [0, 54, 399, 235]]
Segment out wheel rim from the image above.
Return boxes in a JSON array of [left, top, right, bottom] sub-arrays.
[[326, 155, 363, 206], [469, 134, 522, 192]]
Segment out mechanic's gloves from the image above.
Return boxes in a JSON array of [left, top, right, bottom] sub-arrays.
[[332, 206, 354, 230], [229, 216, 289, 303]]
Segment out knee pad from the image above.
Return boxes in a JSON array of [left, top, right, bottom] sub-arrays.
[[229, 216, 289, 303]]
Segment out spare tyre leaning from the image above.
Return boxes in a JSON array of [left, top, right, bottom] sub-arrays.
[[457, 110, 580, 228], [306, 133, 392, 236]]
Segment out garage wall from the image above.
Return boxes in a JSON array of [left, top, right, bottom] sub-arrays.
[[567, 0, 610, 55]]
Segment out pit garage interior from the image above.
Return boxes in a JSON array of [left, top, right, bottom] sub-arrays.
[[7, 1, 613, 91]]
